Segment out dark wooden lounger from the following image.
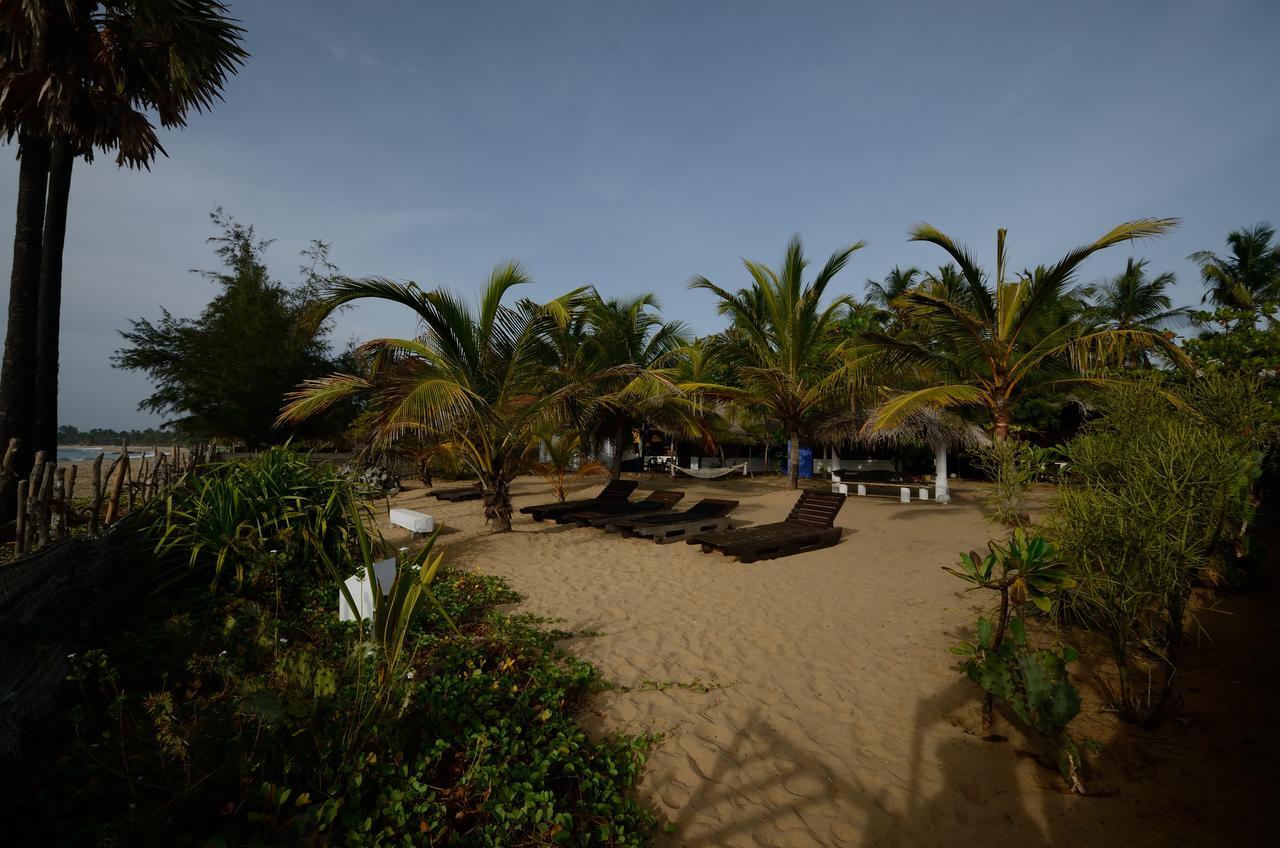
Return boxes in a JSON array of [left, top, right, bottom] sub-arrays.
[[688, 491, 847, 563], [431, 485, 482, 502], [558, 490, 686, 526], [610, 498, 740, 543], [519, 479, 639, 522]]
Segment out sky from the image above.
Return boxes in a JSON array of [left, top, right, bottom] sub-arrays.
[[2, 0, 1278, 429]]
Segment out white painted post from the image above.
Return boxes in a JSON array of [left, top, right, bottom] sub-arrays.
[[934, 444, 951, 504], [899, 487, 910, 503], [857, 483, 867, 497], [919, 487, 929, 501]]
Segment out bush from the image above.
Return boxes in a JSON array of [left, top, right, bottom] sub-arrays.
[[1049, 376, 1268, 725], [972, 439, 1037, 525], [945, 530, 1083, 791], [2, 449, 656, 846]]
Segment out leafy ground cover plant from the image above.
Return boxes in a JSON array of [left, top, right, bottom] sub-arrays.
[[1, 449, 656, 846], [946, 530, 1084, 791]]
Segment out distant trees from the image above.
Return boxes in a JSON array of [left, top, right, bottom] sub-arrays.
[[0, 1, 246, 520], [56, 425, 192, 448], [113, 212, 348, 448]]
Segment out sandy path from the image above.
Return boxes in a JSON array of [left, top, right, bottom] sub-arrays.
[[379, 475, 1270, 848]]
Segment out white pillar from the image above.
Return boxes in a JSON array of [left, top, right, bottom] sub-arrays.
[[934, 443, 951, 504]]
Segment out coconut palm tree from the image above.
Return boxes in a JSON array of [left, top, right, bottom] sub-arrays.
[[863, 220, 1189, 440], [1091, 258, 1187, 331], [0, 1, 246, 508], [1189, 223, 1280, 314], [691, 235, 866, 487], [580, 292, 690, 477], [279, 265, 598, 532], [864, 266, 920, 322]]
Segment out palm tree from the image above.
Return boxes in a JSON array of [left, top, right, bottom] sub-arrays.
[[1188, 223, 1280, 314], [691, 235, 866, 488], [580, 293, 690, 477], [863, 220, 1189, 440], [0, 1, 246, 515], [279, 265, 592, 532], [1090, 259, 1188, 370], [865, 266, 920, 319]]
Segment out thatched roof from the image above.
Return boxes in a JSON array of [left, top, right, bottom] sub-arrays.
[[814, 405, 990, 452]]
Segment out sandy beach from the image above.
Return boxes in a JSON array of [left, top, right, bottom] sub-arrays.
[[378, 474, 1274, 848]]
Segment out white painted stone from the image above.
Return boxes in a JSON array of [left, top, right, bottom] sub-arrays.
[[919, 487, 929, 501], [900, 487, 911, 503], [831, 482, 848, 494], [857, 484, 867, 497], [338, 557, 398, 622], [389, 507, 434, 534]]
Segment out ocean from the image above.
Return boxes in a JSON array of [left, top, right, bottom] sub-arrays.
[[55, 447, 158, 462]]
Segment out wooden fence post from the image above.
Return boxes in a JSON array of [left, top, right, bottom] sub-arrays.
[[90, 453, 105, 534], [15, 480, 27, 556], [104, 446, 128, 527], [64, 465, 77, 537], [54, 467, 66, 538]]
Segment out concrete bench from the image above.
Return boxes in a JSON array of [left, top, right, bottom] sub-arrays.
[[831, 481, 932, 502], [389, 507, 434, 534]]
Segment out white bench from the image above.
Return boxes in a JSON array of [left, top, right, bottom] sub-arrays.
[[831, 482, 933, 502], [389, 507, 434, 534]]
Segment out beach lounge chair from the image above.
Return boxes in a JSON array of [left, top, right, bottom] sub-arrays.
[[520, 479, 639, 522], [609, 498, 740, 543], [688, 491, 847, 563], [556, 490, 686, 526], [430, 485, 482, 502]]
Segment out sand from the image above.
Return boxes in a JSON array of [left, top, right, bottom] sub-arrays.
[[379, 475, 1275, 847]]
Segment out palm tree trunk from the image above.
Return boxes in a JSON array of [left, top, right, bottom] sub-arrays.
[[993, 407, 1011, 442], [35, 139, 74, 458], [0, 133, 52, 526], [788, 431, 800, 489], [481, 472, 513, 532], [610, 418, 629, 480]]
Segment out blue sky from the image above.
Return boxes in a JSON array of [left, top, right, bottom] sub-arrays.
[[2, 0, 1278, 428]]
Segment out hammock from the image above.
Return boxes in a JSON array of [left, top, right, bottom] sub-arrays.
[[670, 462, 749, 479]]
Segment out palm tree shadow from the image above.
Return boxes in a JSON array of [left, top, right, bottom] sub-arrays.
[[901, 676, 1069, 847], [654, 706, 899, 847]]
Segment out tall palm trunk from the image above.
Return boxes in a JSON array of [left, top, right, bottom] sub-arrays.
[[480, 471, 513, 532], [788, 430, 800, 489], [610, 418, 629, 480], [0, 133, 52, 525], [35, 140, 74, 457]]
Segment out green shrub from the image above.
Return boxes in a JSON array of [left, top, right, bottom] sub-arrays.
[[2, 448, 656, 846], [946, 530, 1083, 791], [1049, 376, 1268, 726], [972, 439, 1037, 525]]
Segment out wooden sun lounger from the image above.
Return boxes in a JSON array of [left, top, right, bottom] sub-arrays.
[[610, 498, 740, 543], [431, 485, 482, 502], [557, 490, 686, 526], [519, 479, 639, 522], [688, 491, 846, 563]]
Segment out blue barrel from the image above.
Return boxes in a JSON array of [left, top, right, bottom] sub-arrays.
[[798, 447, 814, 478]]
